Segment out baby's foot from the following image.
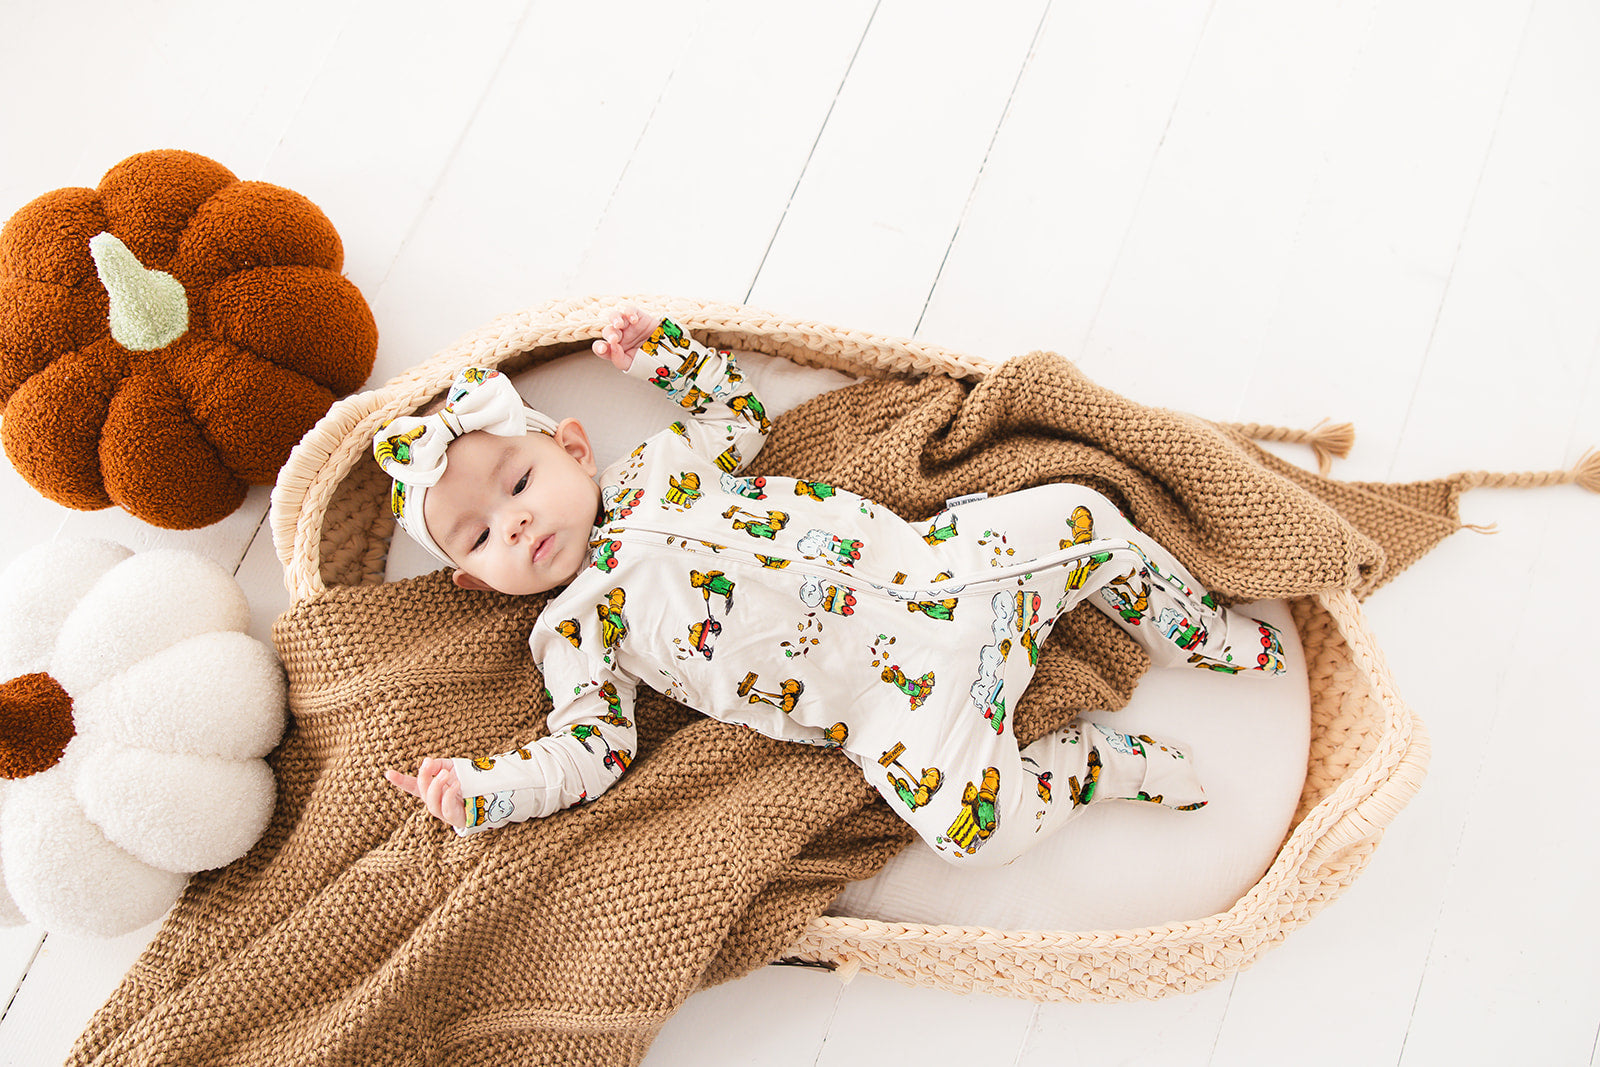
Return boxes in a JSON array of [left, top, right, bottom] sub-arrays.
[[1189, 612, 1288, 676], [1086, 725, 1207, 811], [591, 304, 659, 368], [1125, 731, 1207, 811]]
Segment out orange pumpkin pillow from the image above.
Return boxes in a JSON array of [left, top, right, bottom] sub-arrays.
[[0, 150, 377, 529]]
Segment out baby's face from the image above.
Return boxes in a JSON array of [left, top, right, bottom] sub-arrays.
[[423, 421, 602, 596]]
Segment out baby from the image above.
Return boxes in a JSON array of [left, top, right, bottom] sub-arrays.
[[381, 306, 1285, 868]]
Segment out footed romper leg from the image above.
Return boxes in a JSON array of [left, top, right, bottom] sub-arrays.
[[925, 484, 1287, 675], [1077, 517, 1286, 676], [871, 718, 1206, 870], [869, 483, 1280, 869]]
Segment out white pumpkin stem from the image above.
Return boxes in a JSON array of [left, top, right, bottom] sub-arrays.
[[88, 232, 190, 351]]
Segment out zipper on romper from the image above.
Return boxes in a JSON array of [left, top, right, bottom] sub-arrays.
[[600, 525, 871, 591], [597, 523, 1153, 602]]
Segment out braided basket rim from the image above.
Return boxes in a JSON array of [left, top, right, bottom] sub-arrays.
[[268, 295, 1429, 1002]]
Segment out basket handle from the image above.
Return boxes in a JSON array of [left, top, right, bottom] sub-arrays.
[[271, 387, 397, 601], [1305, 590, 1431, 866]]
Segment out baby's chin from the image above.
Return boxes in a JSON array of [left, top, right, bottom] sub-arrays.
[[491, 559, 590, 598], [545, 559, 589, 592]]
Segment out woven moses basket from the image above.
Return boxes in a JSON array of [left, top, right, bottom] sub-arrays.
[[269, 295, 1428, 1002]]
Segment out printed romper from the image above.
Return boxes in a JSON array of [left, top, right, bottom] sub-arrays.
[[449, 321, 1286, 867]]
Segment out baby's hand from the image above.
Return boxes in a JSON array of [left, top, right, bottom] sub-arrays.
[[385, 758, 467, 829], [591, 304, 659, 371]]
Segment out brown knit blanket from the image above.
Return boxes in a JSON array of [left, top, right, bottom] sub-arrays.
[[71, 352, 1466, 1066]]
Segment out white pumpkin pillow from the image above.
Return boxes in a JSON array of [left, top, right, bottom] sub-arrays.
[[0, 539, 285, 937]]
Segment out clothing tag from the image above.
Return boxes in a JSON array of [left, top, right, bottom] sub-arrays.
[[944, 491, 989, 508]]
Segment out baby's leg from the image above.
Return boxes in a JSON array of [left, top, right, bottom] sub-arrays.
[[865, 714, 1205, 870], [1014, 721, 1206, 846], [929, 484, 1285, 675]]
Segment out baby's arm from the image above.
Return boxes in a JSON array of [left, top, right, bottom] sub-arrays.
[[387, 622, 642, 835], [596, 305, 771, 472]]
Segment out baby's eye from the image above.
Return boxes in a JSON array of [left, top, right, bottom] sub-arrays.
[[513, 472, 529, 494], [471, 529, 489, 551]]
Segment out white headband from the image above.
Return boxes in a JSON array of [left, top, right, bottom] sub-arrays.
[[372, 367, 558, 567]]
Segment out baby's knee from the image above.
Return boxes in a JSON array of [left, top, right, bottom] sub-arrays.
[[916, 808, 1040, 870], [1029, 482, 1123, 527], [926, 831, 1033, 870]]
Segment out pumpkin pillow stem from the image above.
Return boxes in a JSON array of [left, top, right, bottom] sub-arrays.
[[88, 232, 189, 352]]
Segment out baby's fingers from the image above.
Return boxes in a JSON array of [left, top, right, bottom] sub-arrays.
[[591, 331, 635, 370], [419, 762, 459, 818], [385, 769, 422, 798], [440, 781, 467, 828], [425, 770, 466, 828]]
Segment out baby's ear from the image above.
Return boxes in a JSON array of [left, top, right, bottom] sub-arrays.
[[451, 570, 496, 592], [554, 418, 599, 476]]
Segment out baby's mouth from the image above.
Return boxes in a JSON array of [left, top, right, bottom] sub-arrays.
[[532, 534, 555, 564]]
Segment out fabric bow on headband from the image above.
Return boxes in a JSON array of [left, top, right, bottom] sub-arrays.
[[373, 366, 557, 567]]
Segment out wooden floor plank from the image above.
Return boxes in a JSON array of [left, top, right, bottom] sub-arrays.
[[1388, 0, 1600, 1059], [250, 0, 533, 293], [746, 0, 1051, 339], [1388, 0, 1600, 480], [1076, 0, 1380, 416], [364, 0, 720, 373], [1235, 0, 1532, 461], [647, 966, 845, 1066], [917, 0, 1216, 362], [1399, 488, 1600, 1066], [1017, 983, 1234, 1066], [0, 923, 161, 1067], [0, 929, 42, 1025], [816, 974, 1037, 1066], [569, 0, 879, 302]]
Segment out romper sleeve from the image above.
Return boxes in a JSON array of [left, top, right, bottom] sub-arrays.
[[447, 615, 639, 835], [622, 317, 770, 473]]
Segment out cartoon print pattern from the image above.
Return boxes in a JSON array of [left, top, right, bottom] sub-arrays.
[[446, 323, 1278, 860]]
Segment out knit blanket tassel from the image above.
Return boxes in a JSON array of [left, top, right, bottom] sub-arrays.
[[1231, 422, 1597, 535]]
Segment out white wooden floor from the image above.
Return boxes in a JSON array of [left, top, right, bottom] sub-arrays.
[[2, 1, 1598, 1064]]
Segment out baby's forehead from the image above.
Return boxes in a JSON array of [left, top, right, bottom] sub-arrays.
[[420, 433, 513, 532], [440, 429, 524, 479], [435, 426, 559, 490]]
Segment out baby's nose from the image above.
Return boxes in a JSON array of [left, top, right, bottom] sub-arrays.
[[502, 510, 531, 542]]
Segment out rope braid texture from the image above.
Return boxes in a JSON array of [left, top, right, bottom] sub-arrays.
[[1452, 448, 1600, 492], [1227, 423, 1597, 533], [1225, 420, 1356, 476]]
